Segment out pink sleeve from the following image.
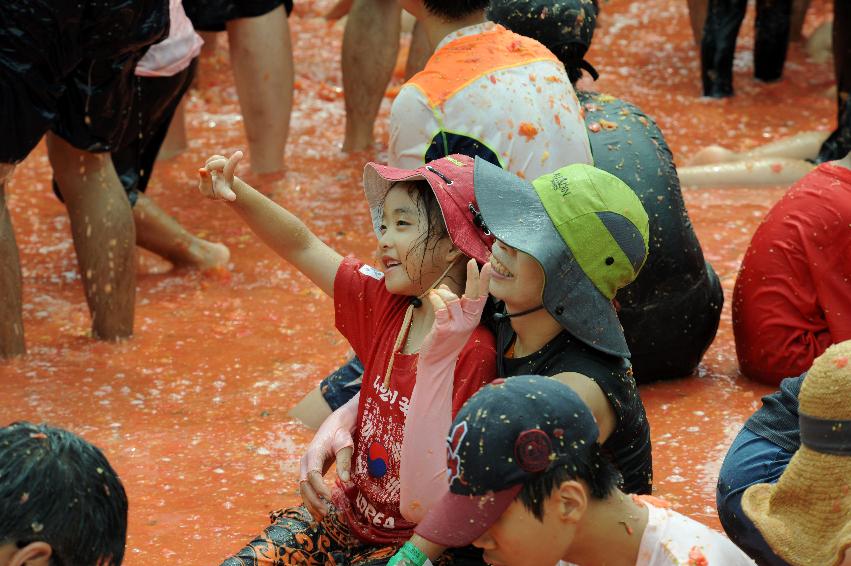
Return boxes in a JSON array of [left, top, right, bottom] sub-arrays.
[[399, 297, 487, 523]]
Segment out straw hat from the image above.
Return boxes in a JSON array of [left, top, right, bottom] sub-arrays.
[[742, 340, 851, 566]]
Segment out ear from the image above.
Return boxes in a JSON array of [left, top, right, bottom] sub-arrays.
[[443, 245, 464, 264], [555, 480, 588, 524], [9, 542, 52, 566]]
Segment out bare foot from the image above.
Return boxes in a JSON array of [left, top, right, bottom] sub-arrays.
[[182, 240, 231, 271], [687, 145, 737, 166]]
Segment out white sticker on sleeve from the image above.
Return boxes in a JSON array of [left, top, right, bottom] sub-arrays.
[[358, 264, 385, 281]]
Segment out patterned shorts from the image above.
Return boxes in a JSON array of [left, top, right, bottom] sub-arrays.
[[220, 506, 485, 566]]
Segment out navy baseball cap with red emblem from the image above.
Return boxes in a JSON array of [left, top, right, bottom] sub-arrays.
[[415, 375, 600, 547]]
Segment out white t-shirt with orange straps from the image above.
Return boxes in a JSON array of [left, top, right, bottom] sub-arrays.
[[389, 23, 592, 179]]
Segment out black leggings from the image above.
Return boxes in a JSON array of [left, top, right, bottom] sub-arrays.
[[816, 0, 851, 162], [701, 0, 792, 97]]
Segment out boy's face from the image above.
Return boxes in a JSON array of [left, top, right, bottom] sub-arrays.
[[488, 240, 545, 312], [378, 184, 455, 296], [472, 494, 576, 566]]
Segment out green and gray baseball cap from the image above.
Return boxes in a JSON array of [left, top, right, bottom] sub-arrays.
[[474, 158, 649, 358]]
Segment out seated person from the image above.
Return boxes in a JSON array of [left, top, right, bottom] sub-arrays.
[[489, 0, 723, 381], [290, 0, 593, 426], [198, 153, 497, 565], [732, 151, 851, 385], [0, 422, 128, 566], [410, 375, 754, 566], [718, 340, 851, 565]]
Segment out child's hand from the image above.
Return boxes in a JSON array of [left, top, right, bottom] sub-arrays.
[[197, 151, 243, 202], [420, 259, 492, 363]]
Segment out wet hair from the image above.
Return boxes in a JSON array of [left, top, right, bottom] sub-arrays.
[[0, 422, 128, 566], [423, 0, 489, 20], [488, 0, 599, 84], [517, 443, 619, 520]]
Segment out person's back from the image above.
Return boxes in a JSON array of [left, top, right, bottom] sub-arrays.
[[0, 422, 128, 566], [579, 92, 723, 381], [733, 156, 851, 385], [390, 2, 592, 178]]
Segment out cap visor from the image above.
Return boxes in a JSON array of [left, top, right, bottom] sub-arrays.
[[473, 159, 630, 358], [414, 485, 522, 548]]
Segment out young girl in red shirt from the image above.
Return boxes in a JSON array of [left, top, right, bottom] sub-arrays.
[[198, 151, 496, 565]]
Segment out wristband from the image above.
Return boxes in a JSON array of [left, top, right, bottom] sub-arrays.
[[387, 542, 429, 566]]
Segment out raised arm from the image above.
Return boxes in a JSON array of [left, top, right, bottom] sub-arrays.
[[199, 152, 343, 297]]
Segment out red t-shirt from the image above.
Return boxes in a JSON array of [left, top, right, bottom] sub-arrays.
[[733, 163, 851, 385], [332, 258, 497, 545]]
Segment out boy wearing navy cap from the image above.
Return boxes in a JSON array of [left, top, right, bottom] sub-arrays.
[[414, 376, 754, 566]]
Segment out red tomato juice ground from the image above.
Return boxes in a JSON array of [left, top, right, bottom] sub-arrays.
[[0, 0, 836, 562]]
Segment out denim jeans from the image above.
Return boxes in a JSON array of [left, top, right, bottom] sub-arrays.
[[319, 356, 364, 410], [716, 428, 795, 566]]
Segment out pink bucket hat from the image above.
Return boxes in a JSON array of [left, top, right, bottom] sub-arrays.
[[363, 154, 494, 265]]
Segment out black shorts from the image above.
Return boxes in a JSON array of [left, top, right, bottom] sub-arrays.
[[0, 0, 169, 163], [52, 60, 198, 206], [183, 0, 293, 32]]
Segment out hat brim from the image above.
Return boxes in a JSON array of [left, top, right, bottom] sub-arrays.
[[742, 448, 851, 566], [363, 163, 429, 237], [414, 485, 522, 548], [473, 158, 630, 358]]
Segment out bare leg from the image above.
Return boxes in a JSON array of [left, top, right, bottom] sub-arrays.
[[47, 134, 135, 341], [157, 98, 188, 161], [227, 5, 293, 175], [288, 385, 334, 430], [0, 163, 25, 359], [790, 0, 811, 42], [342, 0, 402, 152], [404, 20, 432, 80], [688, 131, 830, 165], [678, 158, 815, 188], [688, 0, 709, 45], [133, 193, 230, 270]]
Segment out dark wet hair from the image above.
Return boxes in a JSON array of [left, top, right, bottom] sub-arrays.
[[424, 0, 490, 20], [0, 422, 128, 566], [517, 443, 619, 520], [488, 0, 599, 83]]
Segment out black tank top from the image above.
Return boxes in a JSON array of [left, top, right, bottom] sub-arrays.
[[496, 320, 653, 494]]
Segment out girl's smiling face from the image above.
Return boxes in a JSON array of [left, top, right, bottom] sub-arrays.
[[488, 239, 545, 313], [378, 182, 459, 297]]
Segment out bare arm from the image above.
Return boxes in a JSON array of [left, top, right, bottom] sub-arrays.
[[551, 372, 616, 442], [200, 152, 343, 297]]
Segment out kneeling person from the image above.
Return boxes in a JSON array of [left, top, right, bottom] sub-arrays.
[[415, 376, 755, 566]]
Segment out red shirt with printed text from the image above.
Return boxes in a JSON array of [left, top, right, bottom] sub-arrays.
[[333, 258, 497, 545]]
